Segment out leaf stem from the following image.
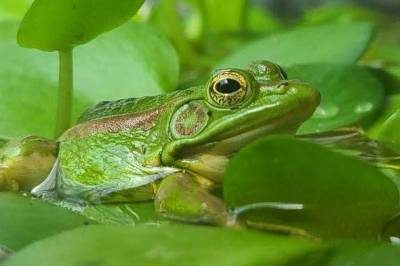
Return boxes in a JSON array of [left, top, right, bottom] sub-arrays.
[[55, 49, 73, 138]]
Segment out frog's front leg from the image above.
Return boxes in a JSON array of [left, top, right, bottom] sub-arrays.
[[154, 172, 237, 226]]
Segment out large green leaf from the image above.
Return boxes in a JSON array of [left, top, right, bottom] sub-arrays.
[[18, 0, 144, 51], [216, 22, 374, 69], [3, 225, 321, 265], [287, 64, 384, 134], [224, 136, 399, 239], [0, 21, 178, 138], [0, 192, 95, 251]]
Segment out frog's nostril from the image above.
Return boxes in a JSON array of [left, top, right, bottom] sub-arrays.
[[259, 81, 294, 95], [277, 81, 289, 88]]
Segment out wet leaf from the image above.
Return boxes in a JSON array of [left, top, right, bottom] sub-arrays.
[[18, 0, 144, 51], [0, 192, 95, 251], [216, 22, 374, 69], [224, 136, 399, 239], [287, 64, 384, 134], [3, 224, 321, 266]]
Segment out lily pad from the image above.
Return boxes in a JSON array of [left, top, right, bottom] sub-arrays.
[[18, 0, 144, 51], [2, 224, 321, 266], [289, 63, 384, 134], [216, 22, 374, 69], [0, 21, 179, 138], [223, 136, 399, 239], [0, 192, 95, 251]]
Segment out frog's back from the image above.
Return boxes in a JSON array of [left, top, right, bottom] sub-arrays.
[[77, 87, 202, 124]]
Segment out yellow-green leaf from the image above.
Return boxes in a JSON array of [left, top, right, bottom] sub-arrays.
[[18, 0, 144, 51]]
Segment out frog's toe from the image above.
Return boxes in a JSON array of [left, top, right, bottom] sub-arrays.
[[155, 172, 229, 226]]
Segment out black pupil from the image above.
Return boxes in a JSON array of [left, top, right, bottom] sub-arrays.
[[216, 78, 241, 93]]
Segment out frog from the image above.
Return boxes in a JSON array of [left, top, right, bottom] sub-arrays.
[[0, 60, 320, 226]]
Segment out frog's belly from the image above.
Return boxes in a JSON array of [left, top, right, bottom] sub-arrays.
[[57, 166, 178, 204]]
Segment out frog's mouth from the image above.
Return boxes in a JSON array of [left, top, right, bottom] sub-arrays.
[[200, 96, 319, 157], [209, 108, 313, 155]]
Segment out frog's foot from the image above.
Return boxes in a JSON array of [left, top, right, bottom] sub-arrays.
[[154, 172, 238, 227]]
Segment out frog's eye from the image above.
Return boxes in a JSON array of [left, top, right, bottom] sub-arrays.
[[208, 71, 248, 107]]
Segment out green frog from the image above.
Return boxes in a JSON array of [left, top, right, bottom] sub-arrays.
[[0, 60, 320, 226]]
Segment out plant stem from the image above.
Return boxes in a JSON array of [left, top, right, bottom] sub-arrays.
[[240, 0, 249, 35], [55, 49, 73, 138]]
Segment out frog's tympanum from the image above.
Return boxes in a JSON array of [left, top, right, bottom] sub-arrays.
[[0, 61, 320, 226]]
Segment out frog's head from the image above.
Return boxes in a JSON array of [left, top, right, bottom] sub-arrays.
[[162, 60, 320, 182]]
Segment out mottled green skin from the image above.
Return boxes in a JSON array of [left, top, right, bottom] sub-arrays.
[[31, 60, 320, 224], [58, 87, 206, 201]]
